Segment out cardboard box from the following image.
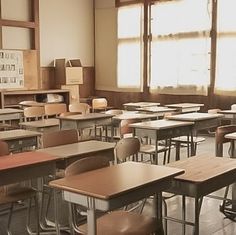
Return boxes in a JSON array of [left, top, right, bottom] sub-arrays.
[[55, 59, 83, 85]]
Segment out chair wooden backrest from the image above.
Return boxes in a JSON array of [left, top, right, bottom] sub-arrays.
[[44, 103, 67, 118], [105, 109, 123, 115], [65, 156, 110, 177], [215, 125, 236, 157], [23, 106, 45, 121], [92, 98, 108, 112], [119, 119, 137, 138], [208, 108, 221, 114], [0, 140, 9, 156], [41, 129, 79, 148], [69, 103, 90, 115], [114, 137, 140, 163], [231, 104, 236, 110]]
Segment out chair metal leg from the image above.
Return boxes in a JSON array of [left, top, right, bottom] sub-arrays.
[[6, 203, 14, 235]]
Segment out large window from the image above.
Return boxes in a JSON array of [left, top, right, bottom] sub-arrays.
[[215, 0, 236, 95], [117, 4, 143, 90], [149, 0, 211, 95]]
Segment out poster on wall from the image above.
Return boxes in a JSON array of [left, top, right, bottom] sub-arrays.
[[0, 50, 24, 89]]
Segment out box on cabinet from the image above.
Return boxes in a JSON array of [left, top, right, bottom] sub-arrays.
[[55, 59, 83, 86]]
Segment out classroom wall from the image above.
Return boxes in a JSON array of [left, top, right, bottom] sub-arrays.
[[95, 0, 117, 91], [39, 0, 94, 67], [1, 0, 31, 49]]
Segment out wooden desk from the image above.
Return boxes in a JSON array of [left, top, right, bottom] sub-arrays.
[[129, 119, 194, 163], [164, 103, 204, 113], [167, 112, 223, 136], [113, 112, 157, 121], [0, 151, 57, 186], [49, 161, 184, 235], [137, 106, 177, 117], [123, 102, 160, 111], [19, 118, 60, 133], [0, 129, 41, 152], [37, 140, 115, 168], [218, 109, 236, 124], [58, 113, 113, 135], [0, 108, 23, 122], [166, 156, 236, 235]]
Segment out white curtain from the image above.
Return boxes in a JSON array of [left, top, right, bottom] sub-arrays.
[[215, 0, 236, 96], [150, 0, 211, 95], [117, 4, 143, 90]]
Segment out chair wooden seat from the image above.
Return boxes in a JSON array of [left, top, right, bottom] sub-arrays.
[[79, 210, 158, 235]]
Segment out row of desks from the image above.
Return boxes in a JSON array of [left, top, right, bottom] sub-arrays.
[[0, 112, 223, 156], [2, 147, 236, 235]]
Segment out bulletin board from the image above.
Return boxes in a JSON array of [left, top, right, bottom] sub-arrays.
[[0, 49, 39, 90], [0, 50, 24, 88]]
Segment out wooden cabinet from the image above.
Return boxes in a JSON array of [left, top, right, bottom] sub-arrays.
[[61, 85, 80, 104], [0, 89, 70, 108]]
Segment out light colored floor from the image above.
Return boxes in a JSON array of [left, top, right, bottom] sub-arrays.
[[0, 135, 236, 235], [142, 135, 236, 235]]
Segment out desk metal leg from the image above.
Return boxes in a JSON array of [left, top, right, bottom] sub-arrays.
[[182, 196, 186, 235], [153, 193, 164, 235], [87, 197, 97, 235], [53, 188, 61, 235], [194, 197, 203, 235]]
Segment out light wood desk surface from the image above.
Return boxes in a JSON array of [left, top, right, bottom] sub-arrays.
[[37, 140, 115, 168], [49, 161, 184, 235], [123, 102, 160, 110], [218, 109, 236, 124], [113, 112, 157, 120], [0, 108, 23, 121], [0, 129, 41, 140], [137, 106, 176, 114], [19, 118, 59, 132], [129, 119, 194, 130], [166, 155, 236, 235], [167, 112, 223, 138], [129, 119, 194, 162], [164, 103, 204, 113], [0, 129, 41, 151], [58, 113, 114, 132]]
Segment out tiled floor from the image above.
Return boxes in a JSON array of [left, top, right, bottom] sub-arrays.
[[0, 135, 236, 235]]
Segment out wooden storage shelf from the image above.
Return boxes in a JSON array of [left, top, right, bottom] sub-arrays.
[[0, 89, 70, 108]]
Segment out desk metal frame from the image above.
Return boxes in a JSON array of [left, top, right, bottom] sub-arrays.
[[166, 156, 236, 235], [50, 162, 184, 235]]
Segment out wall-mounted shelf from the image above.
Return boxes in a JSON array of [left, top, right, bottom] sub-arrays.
[[0, 89, 70, 108]]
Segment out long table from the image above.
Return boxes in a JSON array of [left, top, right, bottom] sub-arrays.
[[166, 155, 236, 235], [49, 161, 184, 235]]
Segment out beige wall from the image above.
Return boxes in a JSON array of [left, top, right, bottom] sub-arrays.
[[40, 0, 94, 67], [1, 0, 31, 49], [95, 0, 139, 92]]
